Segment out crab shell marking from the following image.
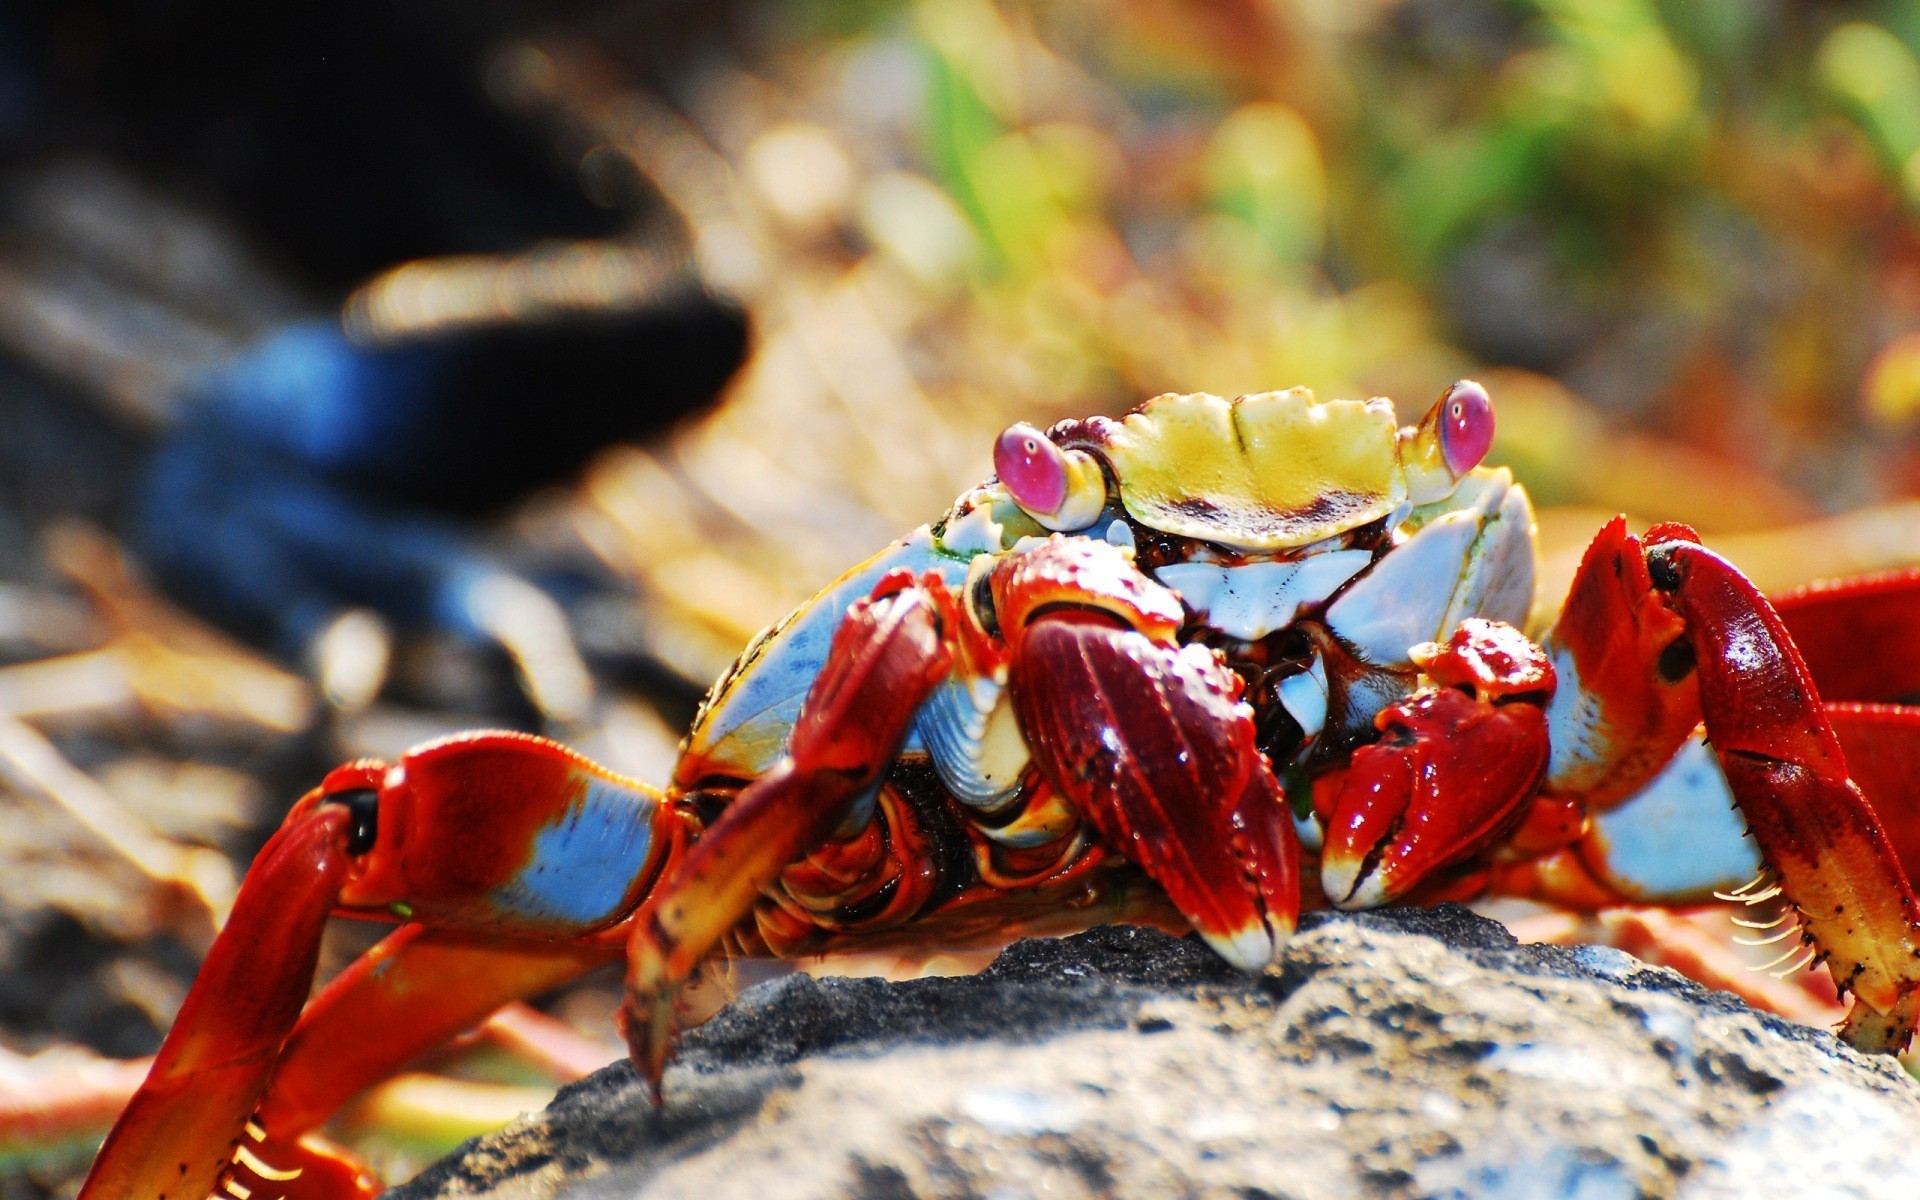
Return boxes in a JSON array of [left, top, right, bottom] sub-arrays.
[[1058, 388, 1406, 552]]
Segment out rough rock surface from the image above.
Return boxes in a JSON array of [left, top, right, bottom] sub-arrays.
[[386, 907, 1920, 1200]]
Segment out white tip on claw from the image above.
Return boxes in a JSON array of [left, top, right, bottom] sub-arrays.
[[1320, 856, 1393, 911], [1200, 922, 1280, 973]]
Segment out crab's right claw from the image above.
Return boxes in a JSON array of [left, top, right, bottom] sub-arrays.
[[1318, 619, 1554, 910]]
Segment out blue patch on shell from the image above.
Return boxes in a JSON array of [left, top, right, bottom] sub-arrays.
[[1591, 739, 1763, 901], [490, 776, 655, 929]]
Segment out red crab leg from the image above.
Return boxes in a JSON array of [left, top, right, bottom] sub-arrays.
[[622, 571, 954, 1089], [79, 805, 355, 1200], [1771, 568, 1920, 704], [993, 540, 1298, 971], [84, 733, 678, 1200], [1825, 702, 1920, 883], [251, 927, 619, 1146], [1648, 535, 1920, 1052]]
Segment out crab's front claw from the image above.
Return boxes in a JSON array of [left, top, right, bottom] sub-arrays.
[[1647, 535, 1920, 1052], [1320, 687, 1549, 908], [80, 804, 359, 1200], [1320, 620, 1553, 909], [988, 537, 1298, 969], [1009, 607, 1299, 971]]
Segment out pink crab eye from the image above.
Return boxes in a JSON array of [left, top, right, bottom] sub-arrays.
[[994, 422, 1069, 516], [1438, 380, 1493, 477]]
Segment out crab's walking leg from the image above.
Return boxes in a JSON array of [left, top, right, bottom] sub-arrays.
[[1772, 568, 1920, 704], [992, 539, 1299, 970], [622, 572, 954, 1088], [1649, 536, 1920, 1052], [1825, 703, 1920, 880], [84, 733, 678, 1200], [211, 926, 621, 1196], [79, 806, 355, 1200]]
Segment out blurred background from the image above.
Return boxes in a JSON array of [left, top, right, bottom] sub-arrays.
[[6, 0, 1920, 1191]]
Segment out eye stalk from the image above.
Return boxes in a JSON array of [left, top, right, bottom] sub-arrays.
[[1404, 379, 1496, 503], [993, 422, 1107, 530]]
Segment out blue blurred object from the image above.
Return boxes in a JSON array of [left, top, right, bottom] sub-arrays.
[[140, 406, 496, 658], [135, 302, 743, 708], [187, 322, 449, 476]]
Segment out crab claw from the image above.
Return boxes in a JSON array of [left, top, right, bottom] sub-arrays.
[[1009, 602, 1298, 971], [1320, 620, 1553, 909], [1013, 618, 1298, 967]]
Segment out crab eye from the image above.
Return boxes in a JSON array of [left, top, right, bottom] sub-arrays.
[[1437, 380, 1493, 477], [994, 423, 1070, 516]]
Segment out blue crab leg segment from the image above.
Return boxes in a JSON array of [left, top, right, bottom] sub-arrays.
[[993, 538, 1299, 972], [330, 732, 676, 938], [622, 571, 956, 1089], [1647, 535, 1920, 1053]]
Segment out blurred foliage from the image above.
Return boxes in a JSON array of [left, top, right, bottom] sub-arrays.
[[755, 0, 1920, 493], [582, 0, 1920, 680]]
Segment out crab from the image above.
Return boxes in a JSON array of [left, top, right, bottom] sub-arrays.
[[78, 382, 1920, 1200]]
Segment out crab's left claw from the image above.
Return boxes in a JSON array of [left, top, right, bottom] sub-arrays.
[[1319, 620, 1554, 909], [997, 540, 1299, 971]]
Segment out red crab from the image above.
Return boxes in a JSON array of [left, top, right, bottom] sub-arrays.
[[78, 383, 1920, 1199]]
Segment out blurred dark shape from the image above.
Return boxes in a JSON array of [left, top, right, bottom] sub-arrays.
[[173, 310, 747, 516], [0, 0, 751, 710], [1441, 216, 1610, 375], [138, 305, 745, 670], [4, 0, 632, 289]]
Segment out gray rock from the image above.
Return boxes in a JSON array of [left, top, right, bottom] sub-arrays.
[[386, 906, 1920, 1200]]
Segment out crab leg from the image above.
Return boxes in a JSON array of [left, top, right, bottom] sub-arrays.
[[622, 571, 955, 1087], [1771, 567, 1920, 704], [84, 733, 678, 1200], [1647, 536, 1920, 1052], [79, 805, 355, 1200], [237, 927, 619, 1182], [1824, 703, 1920, 888]]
